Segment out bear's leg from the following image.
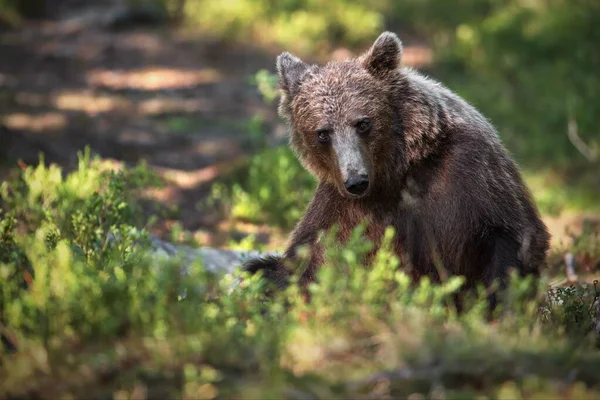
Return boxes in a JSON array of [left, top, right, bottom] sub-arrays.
[[243, 183, 335, 293], [243, 254, 290, 290], [482, 231, 523, 312], [243, 237, 326, 283]]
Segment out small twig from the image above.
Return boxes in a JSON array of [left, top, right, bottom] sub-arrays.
[[0, 321, 19, 352], [567, 114, 597, 162], [345, 366, 439, 392], [564, 252, 578, 283]]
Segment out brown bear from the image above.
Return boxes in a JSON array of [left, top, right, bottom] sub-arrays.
[[244, 31, 551, 307]]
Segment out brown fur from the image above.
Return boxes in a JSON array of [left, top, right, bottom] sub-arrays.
[[244, 32, 551, 306]]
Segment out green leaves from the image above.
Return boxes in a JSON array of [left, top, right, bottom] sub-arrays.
[[1, 148, 599, 399], [211, 145, 316, 229]]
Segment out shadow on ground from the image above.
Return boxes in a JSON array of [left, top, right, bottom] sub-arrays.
[[0, 2, 287, 242]]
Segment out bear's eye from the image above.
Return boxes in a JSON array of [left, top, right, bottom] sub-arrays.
[[356, 118, 372, 134], [316, 129, 331, 143]]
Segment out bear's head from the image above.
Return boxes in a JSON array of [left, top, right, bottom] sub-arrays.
[[276, 31, 404, 199]]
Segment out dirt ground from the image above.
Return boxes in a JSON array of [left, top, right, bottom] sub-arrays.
[[0, 0, 285, 241], [0, 1, 598, 273]]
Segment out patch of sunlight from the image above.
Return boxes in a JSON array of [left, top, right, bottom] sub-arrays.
[[155, 157, 247, 190], [193, 139, 241, 154], [3, 112, 66, 132], [118, 128, 159, 146], [138, 98, 210, 115], [156, 165, 220, 190], [327, 44, 434, 67], [86, 67, 222, 91], [327, 45, 432, 68], [543, 211, 600, 249], [52, 90, 131, 115], [402, 45, 433, 68], [119, 32, 165, 54], [524, 168, 600, 248]]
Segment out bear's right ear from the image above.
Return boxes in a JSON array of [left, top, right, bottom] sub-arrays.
[[361, 31, 403, 78], [276, 52, 309, 97]]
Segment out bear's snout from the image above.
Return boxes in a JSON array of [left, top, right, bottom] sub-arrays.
[[344, 174, 369, 196]]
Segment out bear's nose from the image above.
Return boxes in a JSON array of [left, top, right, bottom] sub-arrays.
[[344, 174, 369, 196]]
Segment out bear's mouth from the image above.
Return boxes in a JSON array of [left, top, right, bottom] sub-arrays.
[[343, 188, 370, 200]]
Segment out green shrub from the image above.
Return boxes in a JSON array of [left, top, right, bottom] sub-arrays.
[[209, 146, 315, 230], [0, 149, 166, 344], [179, 0, 384, 55], [545, 281, 600, 337], [1, 154, 600, 398], [0, 149, 161, 260]]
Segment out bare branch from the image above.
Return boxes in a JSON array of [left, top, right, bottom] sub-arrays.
[[564, 252, 578, 283], [567, 114, 597, 162]]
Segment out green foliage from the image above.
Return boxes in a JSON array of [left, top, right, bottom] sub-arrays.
[[2, 2, 600, 397], [1, 157, 600, 398], [524, 169, 600, 216], [209, 146, 315, 229], [0, 149, 161, 261], [0, 149, 165, 344], [545, 281, 600, 337], [251, 69, 280, 105], [178, 0, 384, 55], [570, 220, 600, 260]]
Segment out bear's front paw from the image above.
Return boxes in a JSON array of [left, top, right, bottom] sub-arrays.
[[243, 255, 291, 290]]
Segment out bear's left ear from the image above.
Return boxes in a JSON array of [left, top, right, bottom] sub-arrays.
[[276, 52, 309, 97], [361, 31, 403, 77]]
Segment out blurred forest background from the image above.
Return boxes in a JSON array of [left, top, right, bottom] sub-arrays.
[[1, 1, 600, 398], [1, 0, 599, 250]]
